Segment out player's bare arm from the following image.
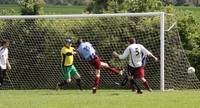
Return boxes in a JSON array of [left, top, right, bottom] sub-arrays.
[[113, 47, 129, 59], [6, 58, 11, 70], [148, 53, 158, 61], [112, 51, 119, 58]]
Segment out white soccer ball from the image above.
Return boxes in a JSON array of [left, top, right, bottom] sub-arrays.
[[187, 67, 195, 74]]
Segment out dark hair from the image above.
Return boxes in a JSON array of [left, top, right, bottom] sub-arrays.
[[128, 38, 136, 44], [76, 38, 83, 46], [1, 39, 10, 46]]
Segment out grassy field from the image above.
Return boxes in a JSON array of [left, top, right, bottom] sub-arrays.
[[1, 4, 200, 16], [44, 5, 86, 14], [176, 6, 200, 19], [0, 90, 200, 108], [0, 4, 86, 15]]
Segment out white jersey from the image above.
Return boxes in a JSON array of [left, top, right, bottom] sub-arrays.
[[0, 47, 8, 69], [118, 44, 151, 68], [77, 42, 96, 61]]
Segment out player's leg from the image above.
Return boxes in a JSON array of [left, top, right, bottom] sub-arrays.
[[0, 68, 6, 87], [130, 77, 142, 94], [56, 66, 71, 89], [128, 65, 142, 94], [71, 65, 83, 90], [138, 66, 152, 91], [100, 62, 123, 75], [93, 69, 100, 94], [141, 77, 152, 91], [120, 75, 129, 86], [88, 57, 101, 94]]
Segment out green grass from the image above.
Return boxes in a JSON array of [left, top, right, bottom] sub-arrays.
[[0, 4, 86, 15], [176, 6, 200, 19], [44, 5, 86, 14], [0, 4, 20, 10], [1, 4, 200, 16], [0, 4, 21, 14], [0, 90, 200, 108]]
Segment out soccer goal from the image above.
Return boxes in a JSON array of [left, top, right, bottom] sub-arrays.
[[0, 12, 199, 90]]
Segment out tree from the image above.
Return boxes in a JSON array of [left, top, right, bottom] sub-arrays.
[[86, 0, 163, 13], [18, 0, 45, 15], [86, 0, 109, 13], [176, 10, 200, 78], [86, 0, 200, 80]]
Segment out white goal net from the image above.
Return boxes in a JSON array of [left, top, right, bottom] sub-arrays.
[[0, 13, 199, 90]]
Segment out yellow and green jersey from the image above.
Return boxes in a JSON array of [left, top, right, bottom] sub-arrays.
[[61, 46, 75, 66]]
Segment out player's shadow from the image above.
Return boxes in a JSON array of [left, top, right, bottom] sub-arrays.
[[110, 93, 120, 96]]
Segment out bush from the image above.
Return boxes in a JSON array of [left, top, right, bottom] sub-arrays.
[[175, 10, 200, 79], [18, 0, 45, 15]]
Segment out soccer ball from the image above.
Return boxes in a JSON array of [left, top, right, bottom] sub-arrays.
[[187, 67, 195, 74]]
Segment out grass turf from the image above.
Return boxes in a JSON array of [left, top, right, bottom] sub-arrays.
[[0, 4, 86, 15], [0, 90, 199, 108]]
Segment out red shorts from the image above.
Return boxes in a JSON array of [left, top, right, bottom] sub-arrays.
[[128, 65, 145, 78], [88, 56, 101, 70], [135, 66, 145, 78]]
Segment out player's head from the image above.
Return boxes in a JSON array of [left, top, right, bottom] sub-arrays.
[[76, 38, 83, 47], [128, 38, 136, 44], [1, 39, 10, 48], [64, 38, 72, 47]]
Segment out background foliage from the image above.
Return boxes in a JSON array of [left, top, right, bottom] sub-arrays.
[[85, 0, 200, 80]]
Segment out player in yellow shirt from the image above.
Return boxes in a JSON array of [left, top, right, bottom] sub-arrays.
[[56, 38, 82, 90]]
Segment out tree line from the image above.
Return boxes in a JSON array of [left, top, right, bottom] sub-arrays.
[[0, 0, 91, 5], [0, 0, 199, 6]]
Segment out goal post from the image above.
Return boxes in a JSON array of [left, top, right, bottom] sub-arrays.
[[0, 12, 199, 90]]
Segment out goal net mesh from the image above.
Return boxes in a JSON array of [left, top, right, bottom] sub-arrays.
[[0, 14, 199, 90]]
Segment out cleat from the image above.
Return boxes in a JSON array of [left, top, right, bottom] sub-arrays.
[[92, 87, 96, 94], [136, 90, 143, 94], [131, 88, 136, 92], [148, 88, 153, 92], [56, 82, 61, 90]]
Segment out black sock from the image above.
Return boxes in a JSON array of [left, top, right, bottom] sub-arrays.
[[121, 75, 128, 86], [130, 79, 141, 92], [76, 79, 82, 90], [0, 78, 3, 85], [58, 80, 67, 87]]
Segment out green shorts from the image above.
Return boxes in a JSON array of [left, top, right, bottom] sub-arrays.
[[63, 65, 79, 80]]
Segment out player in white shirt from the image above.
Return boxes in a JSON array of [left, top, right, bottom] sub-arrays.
[[0, 39, 11, 87], [113, 38, 158, 93]]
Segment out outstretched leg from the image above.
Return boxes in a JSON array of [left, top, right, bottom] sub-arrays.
[[100, 62, 123, 75]]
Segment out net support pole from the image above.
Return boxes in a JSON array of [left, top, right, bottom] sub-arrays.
[[160, 12, 165, 91]]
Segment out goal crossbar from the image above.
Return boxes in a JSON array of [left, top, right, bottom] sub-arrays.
[[0, 12, 164, 19]]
